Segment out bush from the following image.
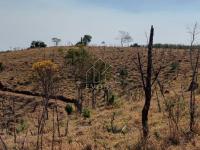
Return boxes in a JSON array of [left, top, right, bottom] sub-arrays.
[[82, 108, 91, 118], [16, 120, 28, 133], [65, 104, 73, 115], [107, 93, 118, 106], [118, 67, 128, 86], [108, 94, 116, 105]]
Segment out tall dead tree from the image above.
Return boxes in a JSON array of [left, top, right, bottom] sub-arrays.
[[188, 23, 200, 132], [142, 25, 154, 138], [134, 26, 155, 138]]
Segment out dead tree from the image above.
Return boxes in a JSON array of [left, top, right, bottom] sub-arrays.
[[187, 23, 200, 132], [76, 81, 83, 113], [12, 99, 16, 144], [52, 106, 55, 150], [134, 26, 155, 138], [142, 26, 154, 138]]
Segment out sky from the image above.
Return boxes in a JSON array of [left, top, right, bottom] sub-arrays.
[[0, 0, 200, 50]]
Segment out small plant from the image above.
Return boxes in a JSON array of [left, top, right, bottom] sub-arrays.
[[58, 47, 65, 55], [16, 120, 28, 133], [82, 108, 91, 118], [106, 112, 122, 134], [170, 61, 179, 72], [107, 92, 118, 106], [65, 104, 73, 115], [118, 67, 128, 87], [108, 94, 115, 105], [164, 96, 186, 145]]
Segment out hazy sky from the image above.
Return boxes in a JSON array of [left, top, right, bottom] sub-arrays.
[[0, 0, 200, 50]]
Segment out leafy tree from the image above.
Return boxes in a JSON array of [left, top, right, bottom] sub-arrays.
[[65, 46, 112, 109], [52, 37, 61, 46], [30, 41, 47, 48], [76, 35, 92, 46], [83, 35, 92, 45], [65, 46, 92, 81]]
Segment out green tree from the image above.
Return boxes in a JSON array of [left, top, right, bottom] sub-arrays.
[[76, 35, 92, 46], [30, 41, 47, 48]]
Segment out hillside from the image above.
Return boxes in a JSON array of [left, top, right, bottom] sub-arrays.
[[0, 46, 200, 150]]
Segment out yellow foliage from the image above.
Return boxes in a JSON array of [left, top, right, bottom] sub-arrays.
[[32, 60, 58, 72]]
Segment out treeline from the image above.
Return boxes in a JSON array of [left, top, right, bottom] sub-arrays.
[[130, 43, 200, 49], [131, 43, 200, 49], [153, 43, 200, 49]]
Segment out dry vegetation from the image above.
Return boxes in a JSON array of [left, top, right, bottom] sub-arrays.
[[0, 42, 200, 150]]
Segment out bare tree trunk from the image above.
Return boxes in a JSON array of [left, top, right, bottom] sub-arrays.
[[92, 86, 96, 109], [12, 99, 17, 144], [52, 107, 55, 150], [0, 135, 7, 150], [55, 105, 61, 137], [155, 88, 161, 112], [142, 25, 154, 138], [65, 119, 69, 136], [121, 39, 123, 47], [77, 85, 83, 113], [21, 130, 28, 150]]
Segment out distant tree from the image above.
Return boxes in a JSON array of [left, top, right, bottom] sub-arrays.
[[130, 43, 140, 47], [30, 41, 47, 48], [52, 37, 61, 46], [101, 41, 106, 45], [83, 35, 92, 45], [76, 35, 92, 46], [118, 31, 133, 47]]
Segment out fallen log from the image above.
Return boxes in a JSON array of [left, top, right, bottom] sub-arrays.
[[0, 82, 77, 104]]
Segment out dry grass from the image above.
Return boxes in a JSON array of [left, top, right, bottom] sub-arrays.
[[0, 46, 200, 149]]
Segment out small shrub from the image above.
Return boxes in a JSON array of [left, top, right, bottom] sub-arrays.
[[58, 47, 64, 55], [170, 61, 179, 72], [82, 108, 91, 118], [108, 94, 115, 105], [107, 93, 118, 106], [83, 144, 92, 150], [119, 67, 128, 77], [16, 120, 28, 133], [65, 104, 73, 115]]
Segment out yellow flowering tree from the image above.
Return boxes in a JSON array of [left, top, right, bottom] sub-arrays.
[[32, 60, 58, 100], [32, 60, 59, 148]]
